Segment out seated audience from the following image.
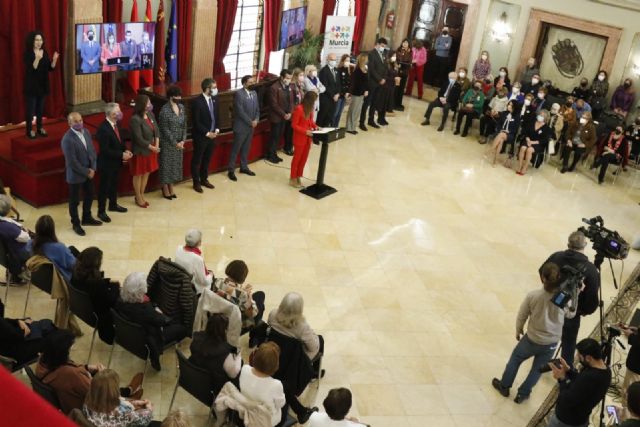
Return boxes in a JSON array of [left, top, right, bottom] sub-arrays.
[[27, 215, 77, 283], [174, 228, 213, 295], [115, 272, 188, 371], [83, 369, 153, 427], [627, 117, 640, 165], [481, 74, 495, 100], [611, 78, 635, 118], [516, 109, 551, 176], [0, 194, 30, 279], [560, 98, 577, 145], [0, 178, 20, 220], [494, 67, 511, 92], [571, 77, 590, 101], [71, 247, 119, 344], [472, 51, 491, 81], [591, 125, 627, 184], [456, 67, 471, 93], [519, 57, 539, 86], [548, 103, 565, 142], [478, 87, 508, 144], [533, 87, 548, 112], [573, 98, 592, 120], [0, 299, 56, 365], [487, 101, 520, 166], [239, 342, 287, 426], [190, 314, 241, 385], [213, 260, 265, 332], [521, 73, 542, 96], [454, 81, 485, 137], [421, 71, 462, 132], [508, 81, 523, 104], [309, 388, 363, 427], [561, 111, 596, 174], [36, 329, 143, 414], [161, 410, 191, 427], [589, 71, 609, 120]]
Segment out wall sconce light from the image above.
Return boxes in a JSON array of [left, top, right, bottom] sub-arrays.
[[633, 61, 640, 77], [491, 12, 512, 43]]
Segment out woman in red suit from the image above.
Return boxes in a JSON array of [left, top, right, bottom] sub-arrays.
[[290, 91, 318, 188]]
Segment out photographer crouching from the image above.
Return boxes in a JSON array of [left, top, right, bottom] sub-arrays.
[[541, 231, 600, 367]]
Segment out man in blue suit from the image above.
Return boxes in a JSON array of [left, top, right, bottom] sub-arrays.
[[119, 30, 139, 70], [228, 75, 259, 181], [61, 112, 102, 236], [80, 29, 101, 73]]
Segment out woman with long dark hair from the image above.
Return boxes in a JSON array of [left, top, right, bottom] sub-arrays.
[[190, 314, 241, 386], [289, 91, 318, 188], [23, 31, 59, 139], [28, 214, 76, 283], [129, 94, 160, 208]]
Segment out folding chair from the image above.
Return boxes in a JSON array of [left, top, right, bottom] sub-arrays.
[[25, 365, 62, 410], [23, 263, 59, 318], [0, 354, 38, 374], [67, 283, 99, 363]]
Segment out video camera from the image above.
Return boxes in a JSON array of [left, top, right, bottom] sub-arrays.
[[578, 216, 629, 260], [551, 264, 586, 314]]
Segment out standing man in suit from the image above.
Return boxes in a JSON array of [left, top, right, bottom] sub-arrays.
[[421, 71, 462, 131], [138, 32, 153, 68], [433, 27, 453, 87], [267, 69, 293, 163], [96, 103, 132, 223], [190, 78, 220, 193], [61, 112, 102, 236], [228, 75, 259, 182], [365, 38, 388, 129], [80, 29, 101, 73], [317, 53, 342, 127], [119, 30, 139, 70]]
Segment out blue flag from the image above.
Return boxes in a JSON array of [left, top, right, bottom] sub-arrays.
[[165, 0, 178, 82]]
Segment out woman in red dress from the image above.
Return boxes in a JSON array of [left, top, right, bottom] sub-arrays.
[[129, 94, 160, 207], [290, 91, 318, 188]]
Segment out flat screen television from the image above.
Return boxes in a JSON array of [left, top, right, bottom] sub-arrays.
[[75, 22, 156, 75], [279, 7, 306, 50]]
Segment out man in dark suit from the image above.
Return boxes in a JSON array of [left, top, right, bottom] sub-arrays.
[[119, 30, 139, 70], [317, 53, 342, 127], [96, 103, 132, 223], [421, 71, 462, 132], [190, 78, 220, 193], [80, 29, 101, 73], [267, 69, 293, 163], [365, 37, 388, 128], [138, 32, 153, 68], [61, 112, 102, 236], [228, 75, 259, 181]]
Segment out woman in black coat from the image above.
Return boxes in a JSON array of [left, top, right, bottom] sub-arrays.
[[0, 299, 56, 365], [516, 109, 552, 176], [23, 31, 59, 139], [488, 101, 521, 166], [70, 247, 119, 344]]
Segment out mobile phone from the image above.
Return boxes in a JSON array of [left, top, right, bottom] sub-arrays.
[[539, 358, 561, 373], [607, 405, 619, 425]]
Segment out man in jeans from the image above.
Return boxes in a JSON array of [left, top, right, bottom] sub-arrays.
[[492, 262, 565, 403]]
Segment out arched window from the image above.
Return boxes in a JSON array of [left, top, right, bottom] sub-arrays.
[[223, 0, 264, 89]]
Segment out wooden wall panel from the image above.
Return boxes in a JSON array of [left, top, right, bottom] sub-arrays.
[[189, 0, 216, 83]]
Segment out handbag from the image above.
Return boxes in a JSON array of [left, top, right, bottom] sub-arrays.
[[548, 139, 556, 155]]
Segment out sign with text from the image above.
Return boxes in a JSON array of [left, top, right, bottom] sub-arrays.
[[321, 15, 356, 65]]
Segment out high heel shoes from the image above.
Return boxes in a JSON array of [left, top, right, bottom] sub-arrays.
[[135, 197, 147, 208]]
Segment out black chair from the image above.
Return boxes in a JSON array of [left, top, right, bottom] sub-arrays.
[[168, 349, 219, 420], [25, 365, 62, 410], [0, 354, 38, 374], [23, 263, 57, 318], [67, 283, 99, 363], [107, 308, 179, 379], [0, 239, 13, 302]]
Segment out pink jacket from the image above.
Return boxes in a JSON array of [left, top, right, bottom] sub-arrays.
[[412, 47, 427, 67]]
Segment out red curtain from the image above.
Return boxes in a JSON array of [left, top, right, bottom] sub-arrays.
[[320, 0, 337, 34], [213, 0, 238, 76], [177, 0, 193, 81], [153, 0, 165, 83], [140, 0, 154, 87], [352, 0, 368, 55], [102, 0, 123, 102], [0, 0, 67, 126], [262, 0, 282, 71]]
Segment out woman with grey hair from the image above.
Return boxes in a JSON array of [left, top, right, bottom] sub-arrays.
[[174, 228, 213, 295], [115, 272, 188, 371], [0, 194, 31, 279], [516, 109, 551, 176]]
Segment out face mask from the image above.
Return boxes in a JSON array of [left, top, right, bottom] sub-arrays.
[[146, 104, 153, 112], [298, 75, 305, 83], [598, 74, 605, 81], [531, 78, 539, 85], [344, 61, 350, 67], [458, 72, 466, 78], [615, 129, 622, 135], [311, 70, 318, 78], [210, 88, 218, 97], [537, 93, 544, 99], [580, 117, 587, 124], [581, 82, 587, 87], [377, 46, 385, 53], [481, 55, 487, 60], [125, 36, 131, 42], [551, 109, 559, 115], [624, 82, 632, 88], [499, 71, 507, 77], [115, 111, 123, 121], [536, 115, 544, 122], [566, 101, 573, 107], [108, 38, 115, 44], [72, 123, 83, 131], [442, 31, 448, 36], [172, 97, 182, 104], [88, 35, 94, 41], [329, 60, 337, 67], [390, 56, 396, 62], [512, 87, 520, 94], [524, 99, 531, 106], [364, 64, 368, 71]]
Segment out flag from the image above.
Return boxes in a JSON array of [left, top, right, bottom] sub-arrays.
[[165, 0, 178, 82], [154, 0, 166, 83], [127, 0, 140, 95], [140, 0, 154, 87]]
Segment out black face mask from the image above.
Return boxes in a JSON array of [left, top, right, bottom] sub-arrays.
[[581, 82, 587, 87], [615, 129, 622, 135], [625, 82, 632, 88], [565, 102, 573, 107], [88, 35, 94, 41], [442, 31, 448, 36]]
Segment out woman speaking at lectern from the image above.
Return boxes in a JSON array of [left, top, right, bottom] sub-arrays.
[[289, 91, 318, 188]]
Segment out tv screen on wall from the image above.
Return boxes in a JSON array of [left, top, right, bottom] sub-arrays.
[[279, 7, 307, 50], [75, 22, 156, 75]]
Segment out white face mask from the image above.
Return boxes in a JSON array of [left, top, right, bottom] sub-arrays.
[[580, 117, 588, 124], [512, 87, 520, 94], [531, 78, 539, 85], [536, 115, 544, 122], [390, 56, 397, 62], [481, 55, 488, 60], [364, 64, 368, 71], [210, 88, 218, 97], [458, 72, 466, 78], [524, 99, 531, 106], [537, 93, 544, 99], [598, 74, 605, 81], [328, 60, 337, 68], [311, 70, 318, 78], [499, 71, 507, 77]]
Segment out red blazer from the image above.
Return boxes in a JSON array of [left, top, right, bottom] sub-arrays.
[[291, 104, 316, 146]]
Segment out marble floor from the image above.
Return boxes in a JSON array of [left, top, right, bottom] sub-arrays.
[[4, 95, 640, 426]]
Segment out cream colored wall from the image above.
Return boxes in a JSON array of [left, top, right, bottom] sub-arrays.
[[470, 0, 640, 88]]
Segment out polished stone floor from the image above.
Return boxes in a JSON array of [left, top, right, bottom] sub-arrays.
[[4, 95, 640, 426]]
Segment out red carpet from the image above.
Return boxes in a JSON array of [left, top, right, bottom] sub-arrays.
[[0, 109, 272, 207]]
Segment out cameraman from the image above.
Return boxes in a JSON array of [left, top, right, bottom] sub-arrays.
[[492, 262, 564, 404], [540, 231, 600, 366], [548, 338, 611, 427]]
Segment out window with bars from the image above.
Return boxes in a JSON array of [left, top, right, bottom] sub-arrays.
[[334, 0, 353, 16], [223, 0, 264, 89]]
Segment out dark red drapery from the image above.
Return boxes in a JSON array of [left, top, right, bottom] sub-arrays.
[[352, 0, 369, 55], [320, 0, 337, 34], [213, 0, 238, 76], [102, 0, 123, 102], [154, 0, 166, 83], [262, 0, 282, 71], [0, 0, 68, 126], [177, 0, 193, 81]]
